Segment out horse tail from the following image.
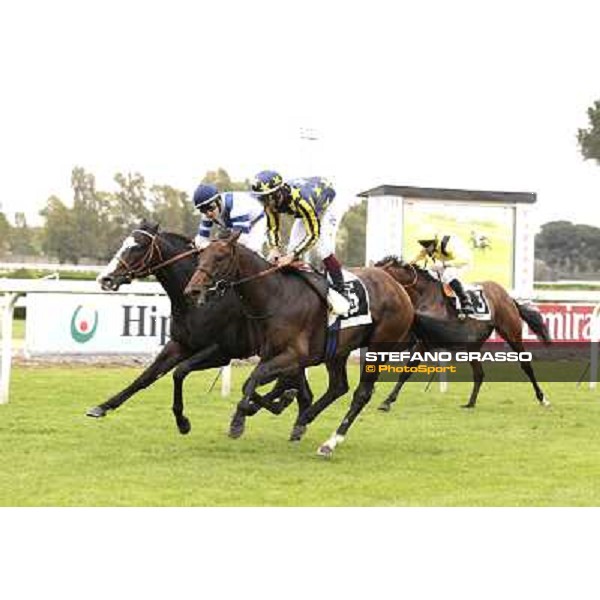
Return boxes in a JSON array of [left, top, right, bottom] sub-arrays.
[[514, 301, 552, 345]]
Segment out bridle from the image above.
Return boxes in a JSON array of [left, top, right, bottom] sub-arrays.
[[117, 229, 200, 280], [382, 258, 418, 289], [194, 241, 285, 320]]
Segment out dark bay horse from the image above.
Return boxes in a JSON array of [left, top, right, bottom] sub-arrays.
[[184, 233, 414, 457], [89, 221, 312, 434], [375, 256, 551, 410]]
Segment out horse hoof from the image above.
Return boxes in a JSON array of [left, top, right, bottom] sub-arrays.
[[378, 402, 391, 412], [289, 424, 307, 442], [281, 388, 299, 402], [317, 444, 334, 458], [461, 403, 475, 409], [178, 418, 191, 435], [86, 406, 107, 418], [229, 425, 245, 439], [540, 396, 551, 408], [228, 412, 246, 439]]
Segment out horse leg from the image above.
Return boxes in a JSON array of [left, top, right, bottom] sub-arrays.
[[232, 352, 304, 430], [462, 359, 484, 409], [86, 341, 191, 418], [378, 339, 423, 412], [171, 344, 230, 435], [290, 355, 350, 442], [228, 370, 306, 439], [317, 377, 378, 457], [378, 361, 419, 412], [504, 339, 550, 407], [294, 369, 314, 420]]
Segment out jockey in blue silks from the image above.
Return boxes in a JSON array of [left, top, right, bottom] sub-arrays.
[[192, 183, 266, 254]]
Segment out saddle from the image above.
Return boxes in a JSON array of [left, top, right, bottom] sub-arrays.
[[285, 261, 372, 326], [285, 261, 329, 304]]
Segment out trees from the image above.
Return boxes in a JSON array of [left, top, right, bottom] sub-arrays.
[[149, 184, 196, 238], [535, 220, 600, 277], [36, 166, 249, 263], [8, 212, 36, 256], [0, 213, 11, 257], [40, 196, 78, 263], [200, 168, 250, 191], [336, 200, 367, 267], [578, 100, 600, 164]]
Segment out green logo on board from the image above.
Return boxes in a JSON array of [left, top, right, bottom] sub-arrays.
[[70, 305, 99, 343]]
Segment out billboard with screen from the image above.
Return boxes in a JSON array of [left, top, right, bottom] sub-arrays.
[[402, 199, 515, 288]]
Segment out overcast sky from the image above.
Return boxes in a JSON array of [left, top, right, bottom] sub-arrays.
[[1, 0, 599, 227]]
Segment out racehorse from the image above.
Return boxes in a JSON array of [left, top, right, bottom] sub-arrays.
[[89, 220, 312, 434], [375, 256, 551, 410], [184, 232, 414, 456]]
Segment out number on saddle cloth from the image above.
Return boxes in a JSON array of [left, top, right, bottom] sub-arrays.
[[444, 284, 491, 319], [327, 270, 372, 328]]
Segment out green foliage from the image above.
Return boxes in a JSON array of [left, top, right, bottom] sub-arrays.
[[535, 220, 600, 277], [7, 212, 36, 256], [0, 212, 12, 256], [578, 99, 600, 165], [336, 200, 366, 267], [40, 195, 78, 263], [3, 365, 600, 505], [0, 267, 99, 280], [149, 185, 196, 238], [200, 168, 250, 191], [35, 166, 246, 264]]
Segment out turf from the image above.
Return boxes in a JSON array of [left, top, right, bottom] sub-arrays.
[[2, 364, 600, 506]]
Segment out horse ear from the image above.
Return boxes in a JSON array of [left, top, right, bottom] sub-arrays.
[[227, 229, 242, 245], [140, 218, 160, 234]]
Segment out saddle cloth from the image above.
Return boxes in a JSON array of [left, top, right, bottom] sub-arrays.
[[328, 270, 372, 329], [288, 262, 372, 329], [442, 283, 492, 321]]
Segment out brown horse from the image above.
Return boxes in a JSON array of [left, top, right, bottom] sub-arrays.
[[184, 234, 414, 457], [375, 256, 551, 410]]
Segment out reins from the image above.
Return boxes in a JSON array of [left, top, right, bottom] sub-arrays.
[[201, 244, 286, 320], [119, 229, 199, 279], [382, 258, 418, 289]]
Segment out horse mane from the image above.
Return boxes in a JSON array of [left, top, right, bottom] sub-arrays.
[[234, 238, 271, 268], [375, 254, 402, 267], [375, 254, 437, 282], [163, 230, 194, 248], [136, 219, 194, 249]]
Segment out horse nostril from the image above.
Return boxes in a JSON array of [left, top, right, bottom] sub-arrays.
[[98, 276, 114, 291]]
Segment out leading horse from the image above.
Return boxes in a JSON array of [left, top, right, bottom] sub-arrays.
[[375, 256, 551, 410], [184, 233, 414, 456], [89, 220, 312, 434]]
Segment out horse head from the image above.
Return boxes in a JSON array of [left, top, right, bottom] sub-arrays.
[[184, 230, 242, 304], [375, 255, 420, 287], [97, 220, 196, 292]]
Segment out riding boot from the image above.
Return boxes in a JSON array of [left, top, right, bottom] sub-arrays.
[[323, 255, 349, 300], [448, 279, 474, 317], [323, 254, 351, 316]]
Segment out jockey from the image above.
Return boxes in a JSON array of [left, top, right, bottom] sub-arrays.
[[192, 183, 266, 254], [411, 226, 474, 317], [251, 169, 350, 315]]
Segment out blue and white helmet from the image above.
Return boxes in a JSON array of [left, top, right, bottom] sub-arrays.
[[192, 183, 220, 209]]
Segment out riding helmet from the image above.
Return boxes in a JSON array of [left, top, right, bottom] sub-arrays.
[[251, 170, 284, 197], [193, 183, 220, 209]]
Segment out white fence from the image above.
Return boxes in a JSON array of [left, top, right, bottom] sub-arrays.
[[3, 278, 600, 404], [0, 279, 233, 404]]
